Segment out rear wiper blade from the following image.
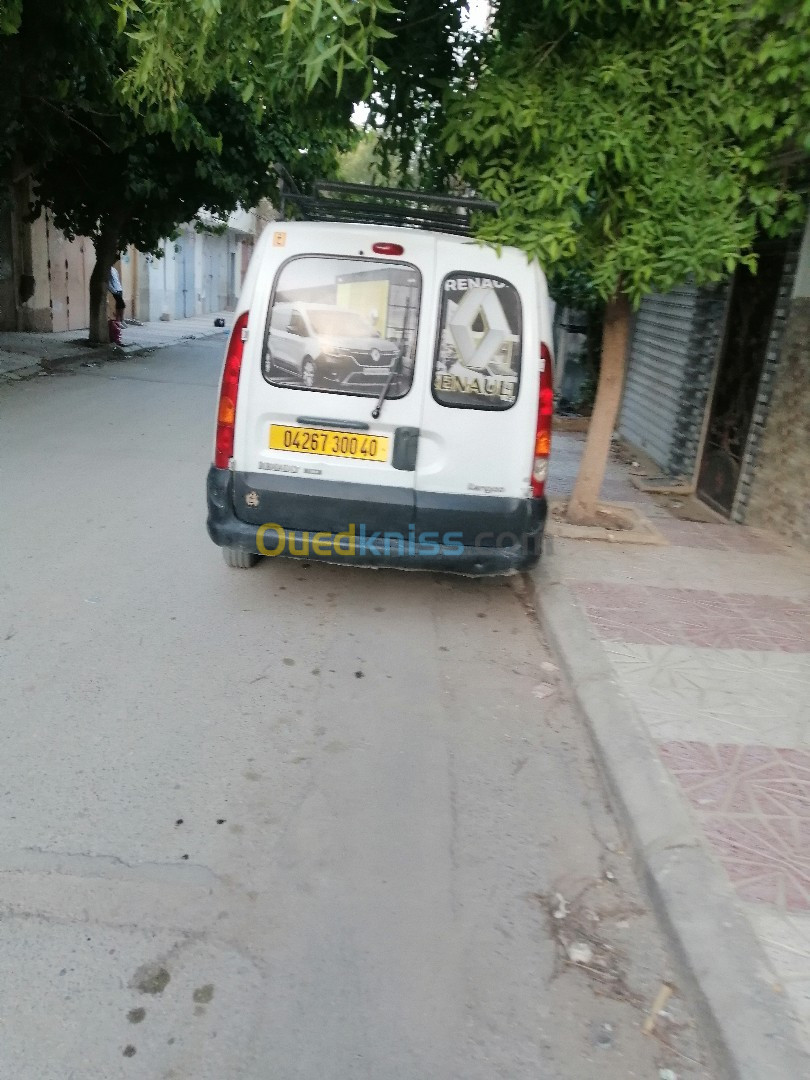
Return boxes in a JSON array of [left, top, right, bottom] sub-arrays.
[[371, 354, 402, 420]]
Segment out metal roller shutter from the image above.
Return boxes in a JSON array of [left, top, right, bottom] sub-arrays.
[[618, 284, 699, 470], [618, 282, 728, 477]]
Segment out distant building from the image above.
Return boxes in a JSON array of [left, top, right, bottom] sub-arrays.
[[134, 205, 275, 323], [0, 189, 275, 332]]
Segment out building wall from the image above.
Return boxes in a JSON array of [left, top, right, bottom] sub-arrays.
[[117, 246, 137, 320], [137, 239, 178, 323], [22, 211, 52, 331], [133, 217, 254, 322], [194, 227, 241, 313], [0, 210, 15, 329], [136, 228, 236, 322], [5, 192, 268, 332], [745, 217, 810, 549], [18, 211, 95, 332]]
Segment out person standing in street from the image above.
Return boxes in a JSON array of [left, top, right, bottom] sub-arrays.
[[109, 264, 126, 323], [108, 263, 126, 345]]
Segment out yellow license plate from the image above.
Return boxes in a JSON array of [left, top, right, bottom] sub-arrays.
[[269, 425, 389, 462]]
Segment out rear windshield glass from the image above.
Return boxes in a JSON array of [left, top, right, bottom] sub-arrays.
[[263, 256, 421, 399], [432, 272, 522, 410]]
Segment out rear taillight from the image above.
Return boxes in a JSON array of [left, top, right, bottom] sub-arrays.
[[214, 312, 249, 469], [531, 342, 554, 497]]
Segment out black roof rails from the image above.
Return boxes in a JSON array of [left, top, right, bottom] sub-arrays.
[[275, 171, 498, 236]]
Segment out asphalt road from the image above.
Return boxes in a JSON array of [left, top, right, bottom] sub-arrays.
[[0, 339, 713, 1080]]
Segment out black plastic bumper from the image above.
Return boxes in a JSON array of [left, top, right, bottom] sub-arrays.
[[206, 466, 545, 576]]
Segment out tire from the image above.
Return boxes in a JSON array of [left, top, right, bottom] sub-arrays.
[[222, 547, 260, 569], [302, 358, 316, 388]]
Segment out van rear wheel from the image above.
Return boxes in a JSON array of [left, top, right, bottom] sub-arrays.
[[222, 547, 260, 569], [302, 358, 316, 387]]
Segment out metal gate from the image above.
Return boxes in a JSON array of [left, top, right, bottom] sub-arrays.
[[618, 282, 728, 478], [618, 284, 699, 470], [698, 240, 790, 517], [175, 234, 195, 319]]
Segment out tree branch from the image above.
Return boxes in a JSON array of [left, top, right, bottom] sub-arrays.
[[32, 96, 114, 151]]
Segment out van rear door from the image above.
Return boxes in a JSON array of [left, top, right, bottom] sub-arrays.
[[232, 226, 431, 538], [414, 241, 544, 547]]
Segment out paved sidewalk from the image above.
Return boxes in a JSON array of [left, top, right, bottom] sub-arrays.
[[0, 312, 232, 381], [535, 431, 810, 1075]]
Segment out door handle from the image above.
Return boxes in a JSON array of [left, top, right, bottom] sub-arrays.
[[392, 427, 420, 471], [296, 416, 371, 431]]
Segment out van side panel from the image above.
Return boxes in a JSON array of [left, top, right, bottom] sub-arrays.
[[413, 242, 546, 547]]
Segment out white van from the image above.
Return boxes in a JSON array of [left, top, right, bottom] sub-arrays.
[[207, 221, 554, 574]]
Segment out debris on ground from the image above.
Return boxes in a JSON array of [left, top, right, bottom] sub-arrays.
[[552, 893, 569, 919], [537, 881, 645, 1007], [567, 941, 594, 965], [643, 983, 675, 1034], [534, 879, 702, 1073], [592, 1021, 614, 1048]]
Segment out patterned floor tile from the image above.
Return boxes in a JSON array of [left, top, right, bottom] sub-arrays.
[[660, 742, 810, 911], [561, 546, 810, 598], [746, 907, 810, 1053], [603, 643, 810, 746], [575, 582, 810, 651]]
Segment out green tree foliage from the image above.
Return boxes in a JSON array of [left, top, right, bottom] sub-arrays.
[[443, 0, 808, 522], [364, 0, 473, 184], [0, 0, 351, 341], [114, 0, 402, 109], [751, 0, 810, 156], [337, 128, 426, 187], [337, 132, 392, 185], [445, 0, 807, 305], [113, 0, 470, 186], [0, 0, 21, 34]]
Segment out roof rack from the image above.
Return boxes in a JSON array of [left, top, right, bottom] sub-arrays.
[[275, 171, 498, 236]]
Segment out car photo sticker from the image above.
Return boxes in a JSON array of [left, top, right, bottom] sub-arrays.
[[434, 273, 522, 409], [262, 256, 421, 398]]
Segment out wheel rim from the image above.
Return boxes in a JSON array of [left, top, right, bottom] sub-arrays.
[[303, 361, 315, 387]]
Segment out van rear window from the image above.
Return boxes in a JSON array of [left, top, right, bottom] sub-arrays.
[[432, 272, 522, 410], [262, 256, 421, 399]]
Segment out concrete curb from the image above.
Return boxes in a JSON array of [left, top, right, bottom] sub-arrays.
[[530, 557, 810, 1080], [0, 328, 227, 384], [0, 343, 149, 383]]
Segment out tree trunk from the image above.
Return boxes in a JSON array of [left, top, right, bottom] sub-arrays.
[[88, 222, 122, 345], [566, 291, 632, 525]]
